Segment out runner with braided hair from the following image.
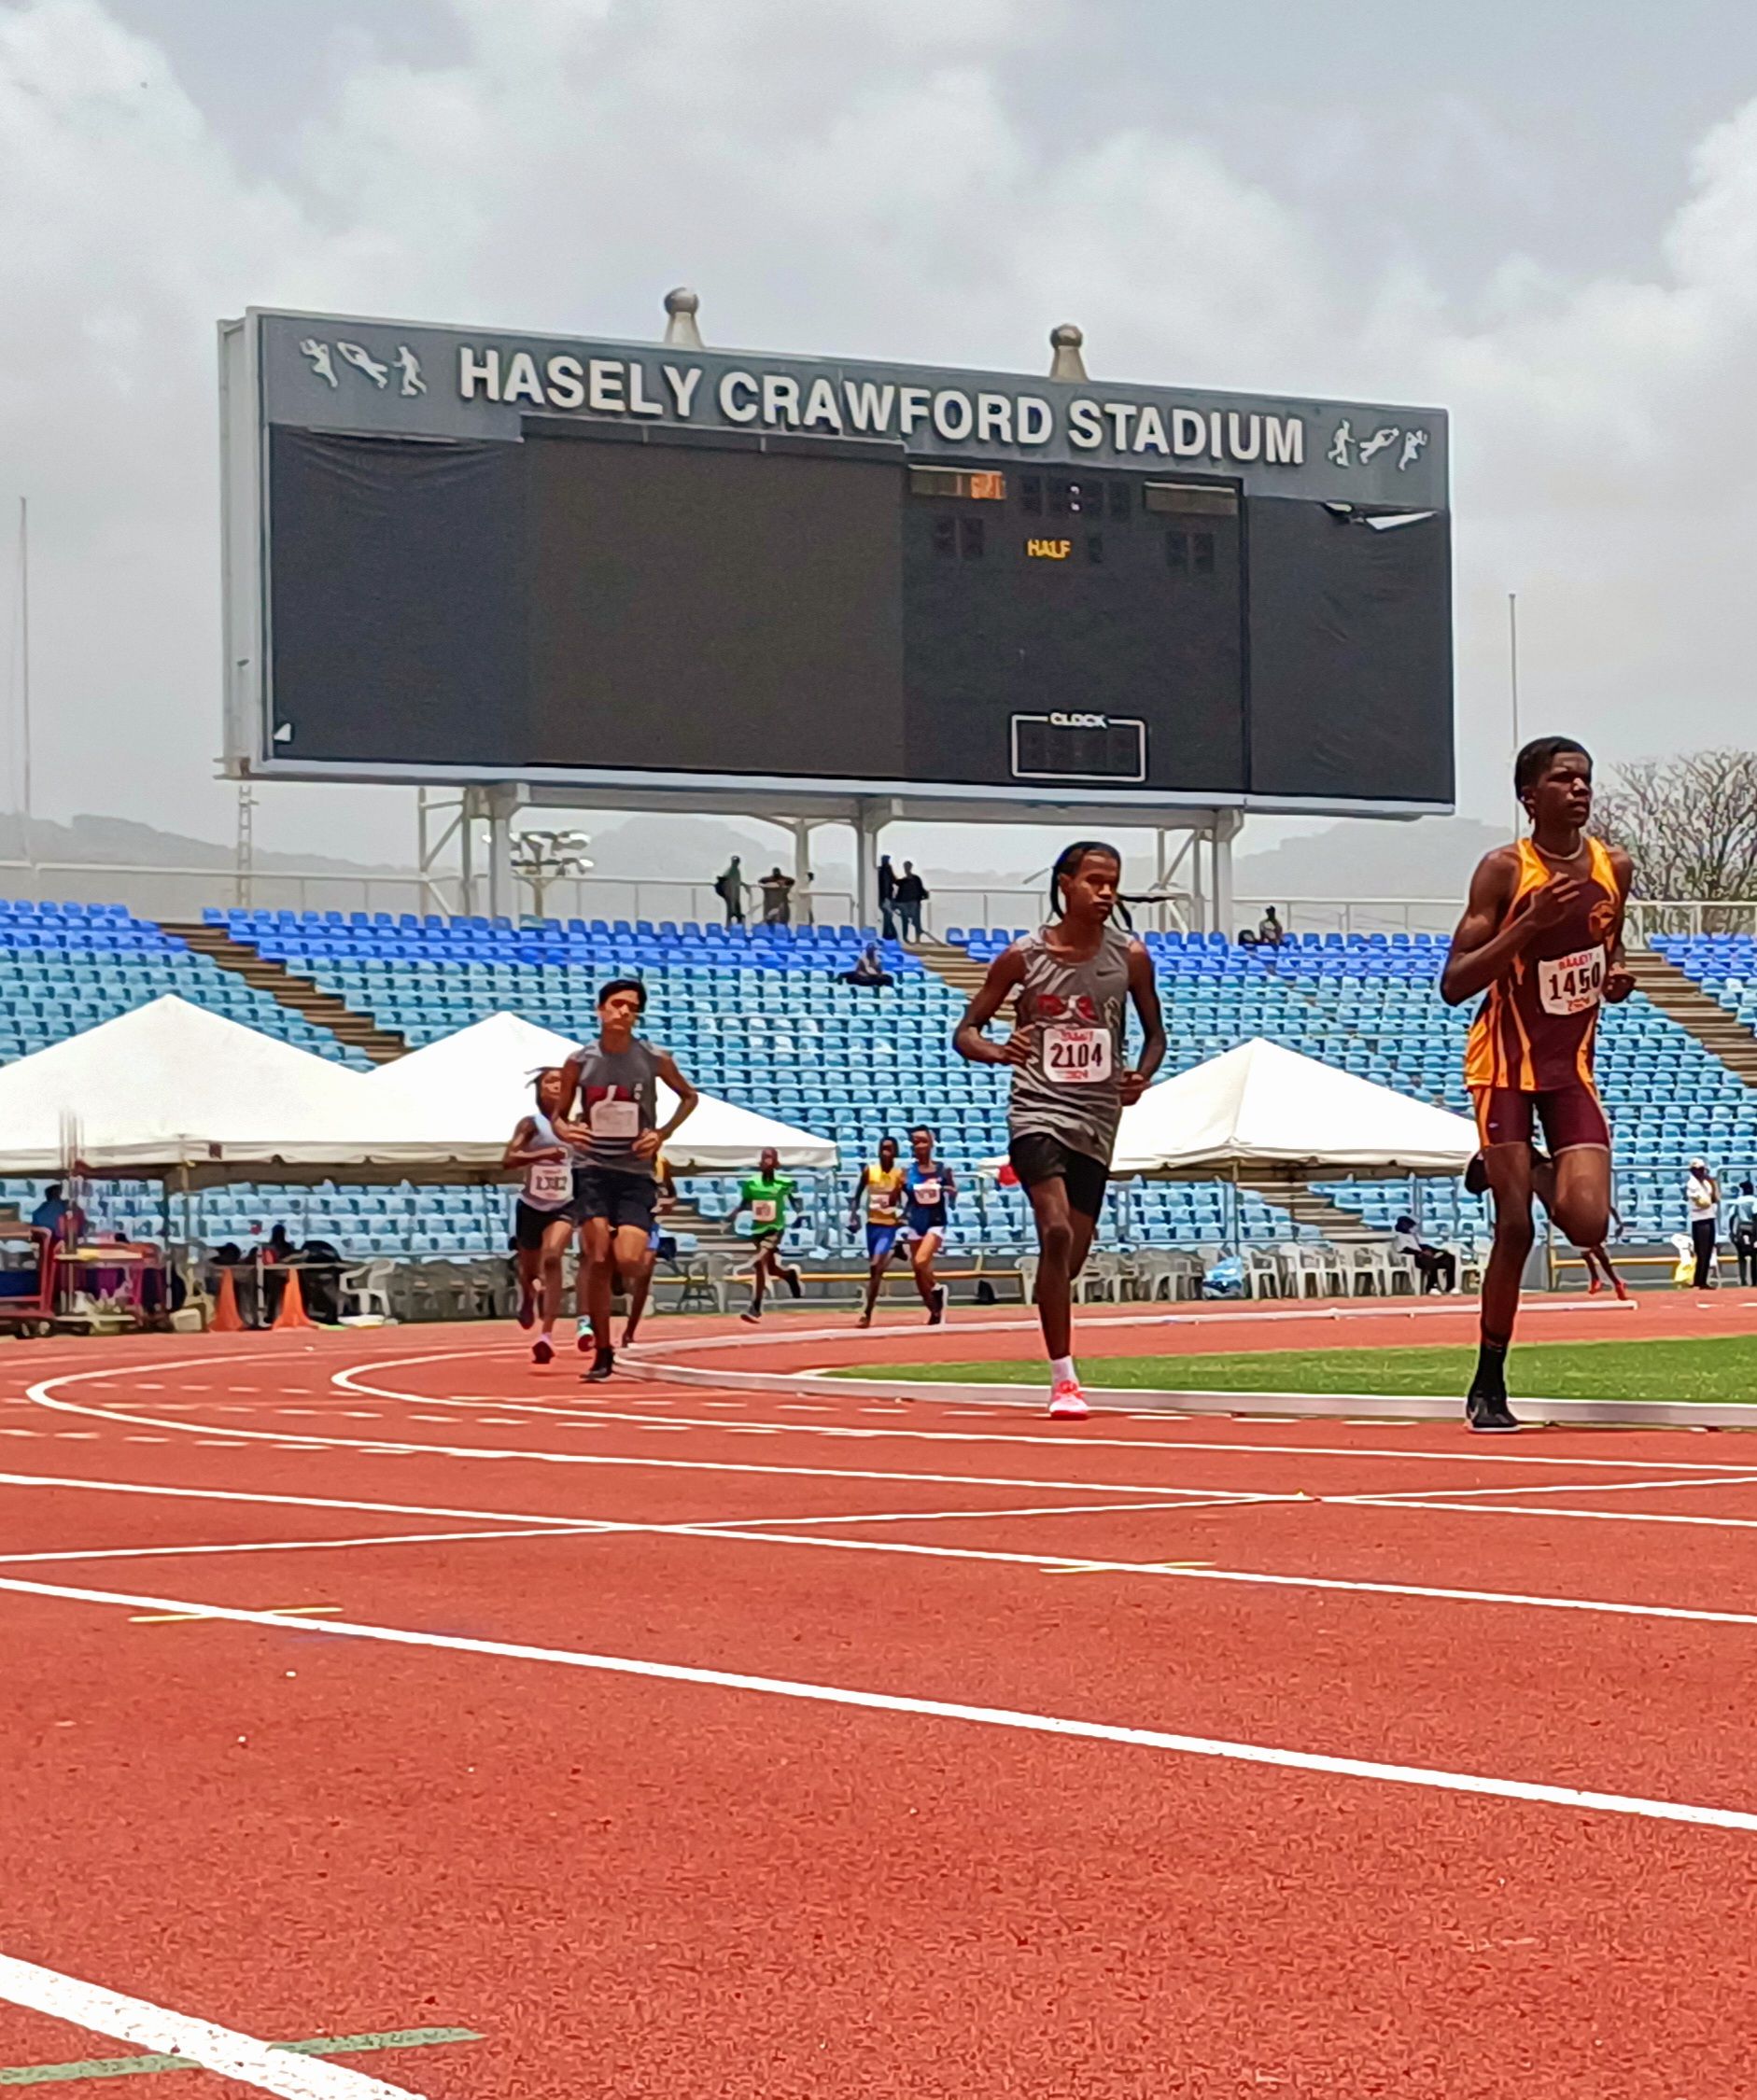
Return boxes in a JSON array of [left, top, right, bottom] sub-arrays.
[[954, 841, 1164, 1420]]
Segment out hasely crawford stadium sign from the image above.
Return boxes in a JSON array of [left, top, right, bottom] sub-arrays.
[[238, 307, 1450, 502]]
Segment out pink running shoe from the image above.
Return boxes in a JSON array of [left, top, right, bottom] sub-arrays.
[[1047, 1379, 1089, 1421], [531, 1337, 554, 1365]]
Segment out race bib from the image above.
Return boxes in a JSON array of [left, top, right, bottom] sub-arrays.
[[1538, 945, 1605, 1017], [589, 1098, 641, 1140], [913, 1179, 941, 1208], [1044, 1024, 1114, 1085], [527, 1160, 572, 1205], [752, 1198, 779, 1225]]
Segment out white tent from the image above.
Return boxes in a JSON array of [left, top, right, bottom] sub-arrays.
[[361, 1012, 839, 1172], [0, 997, 446, 1182], [1106, 1038, 1478, 1178]]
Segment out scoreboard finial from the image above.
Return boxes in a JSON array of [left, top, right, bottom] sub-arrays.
[[663, 287, 705, 348], [1048, 322, 1088, 382]]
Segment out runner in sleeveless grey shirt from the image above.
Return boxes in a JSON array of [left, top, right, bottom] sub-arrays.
[[501, 1067, 582, 1366], [954, 841, 1164, 1421], [559, 978, 700, 1383]]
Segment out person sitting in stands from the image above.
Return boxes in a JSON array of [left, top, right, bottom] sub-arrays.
[[839, 942, 895, 991], [1239, 906, 1286, 949], [31, 1183, 85, 1244], [1393, 1214, 1456, 1294]]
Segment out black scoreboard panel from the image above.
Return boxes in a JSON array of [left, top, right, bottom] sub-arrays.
[[901, 467, 1244, 792], [265, 421, 1452, 803]]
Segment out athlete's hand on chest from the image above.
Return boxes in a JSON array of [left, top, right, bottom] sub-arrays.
[[1524, 873, 1582, 932]]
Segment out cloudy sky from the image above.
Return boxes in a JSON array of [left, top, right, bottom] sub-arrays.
[[5, 0, 1757, 873]]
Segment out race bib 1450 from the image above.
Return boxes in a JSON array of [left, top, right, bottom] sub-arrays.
[[1538, 946, 1605, 1017]]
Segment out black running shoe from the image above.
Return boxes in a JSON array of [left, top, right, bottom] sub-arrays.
[[1465, 1388, 1521, 1433], [784, 1265, 804, 1299], [583, 1346, 615, 1383], [927, 1284, 948, 1326]]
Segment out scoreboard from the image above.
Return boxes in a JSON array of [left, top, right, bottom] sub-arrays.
[[220, 310, 1454, 814]]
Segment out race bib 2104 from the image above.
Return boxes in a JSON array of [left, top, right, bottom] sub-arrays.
[[1043, 1025, 1114, 1085]]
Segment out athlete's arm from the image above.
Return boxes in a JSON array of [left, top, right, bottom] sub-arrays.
[[847, 1166, 869, 1231], [1120, 940, 1166, 1107], [1440, 848, 1571, 1006], [501, 1117, 565, 1170], [556, 1053, 583, 1118], [952, 946, 1031, 1067], [638, 1049, 698, 1158], [1603, 844, 1637, 1002]]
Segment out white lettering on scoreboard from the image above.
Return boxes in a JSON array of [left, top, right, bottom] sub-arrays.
[[454, 346, 1313, 468]]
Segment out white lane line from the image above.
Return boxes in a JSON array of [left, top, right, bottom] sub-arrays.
[[0, 1950, 424, 2098], [1343, 1471, 1757, 1505], [0, 1525, 611, 1568], [698, 1496, 1273, 1530], [330, 1370, 1757, 1474], [23, 1376, 1306, 1503], [4, 1467, 1754, 1632], [1359, 1499, 1757, 1533], [5, 1575, 1755, 1836]]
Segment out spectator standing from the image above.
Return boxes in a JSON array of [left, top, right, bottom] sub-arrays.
[[1392, 1214, 1456, 1294], [714, 857, 746, 928], [1730, 1179, 1757, 1286], [894, 861, 928, 942], [877, 854, 898, 940], [1239, 906, 1286, 950], [759, 867, 794, 926], [1686, 1158, 1721, 1289]]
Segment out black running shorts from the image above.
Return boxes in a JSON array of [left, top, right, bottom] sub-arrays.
[[513, 1199, 572, 1253], [575, 1165, 657, 1234], [1008, 1133, 1110, 1220]]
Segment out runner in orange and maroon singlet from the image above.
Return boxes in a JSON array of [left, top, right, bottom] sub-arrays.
[[1441, 738, 1634, 1431]]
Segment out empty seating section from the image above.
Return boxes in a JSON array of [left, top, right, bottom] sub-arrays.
[[7, 902, 1755, 1257], [1651, 934, 1757, 1034], [0, 900, 371, 1067]]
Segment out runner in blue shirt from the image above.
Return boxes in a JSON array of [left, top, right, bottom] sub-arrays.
[[902, 1124, 957, 1326]]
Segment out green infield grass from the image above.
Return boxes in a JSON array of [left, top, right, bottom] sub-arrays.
[[832, 1334, 1757, 1402]]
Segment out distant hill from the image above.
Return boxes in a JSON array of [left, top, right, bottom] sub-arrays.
[[1233, 817, 1511, 903], [0, 810, 411, 876]]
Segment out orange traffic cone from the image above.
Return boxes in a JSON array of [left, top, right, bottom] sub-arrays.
[[212, 1266, 245, 1334], [272, 1265, 315, 1330]]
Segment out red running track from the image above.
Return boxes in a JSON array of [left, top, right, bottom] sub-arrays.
[[3, 1309, 1757, 2095]]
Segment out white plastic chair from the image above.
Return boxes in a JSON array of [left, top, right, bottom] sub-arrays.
[[338, 1259, 396, 1322]]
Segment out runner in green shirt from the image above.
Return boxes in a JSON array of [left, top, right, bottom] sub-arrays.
[[726, 1146, 804, 1323]]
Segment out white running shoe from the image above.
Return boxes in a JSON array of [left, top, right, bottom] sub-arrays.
[[1047, 1379, 1089, 1421]]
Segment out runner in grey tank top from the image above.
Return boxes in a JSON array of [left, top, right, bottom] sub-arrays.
[[954, 842, 1165, 1421], [1007, 919, 1134, 1166], [560, 978, 701, 1384]]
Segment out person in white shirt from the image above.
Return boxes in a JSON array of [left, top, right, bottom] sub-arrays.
[[1686, 1159, 1721, 1289], [1392, 1215, 1455, 1294]]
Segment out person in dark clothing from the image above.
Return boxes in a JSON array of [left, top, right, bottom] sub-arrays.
[[894, 861, 928, 941], [1730, 1179, 1757, 1286], [877, 854, 898, 941], [714, 858, 746, 928]]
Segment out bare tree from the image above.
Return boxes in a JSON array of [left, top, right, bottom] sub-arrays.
[[1592, 749, 1757, 901]]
